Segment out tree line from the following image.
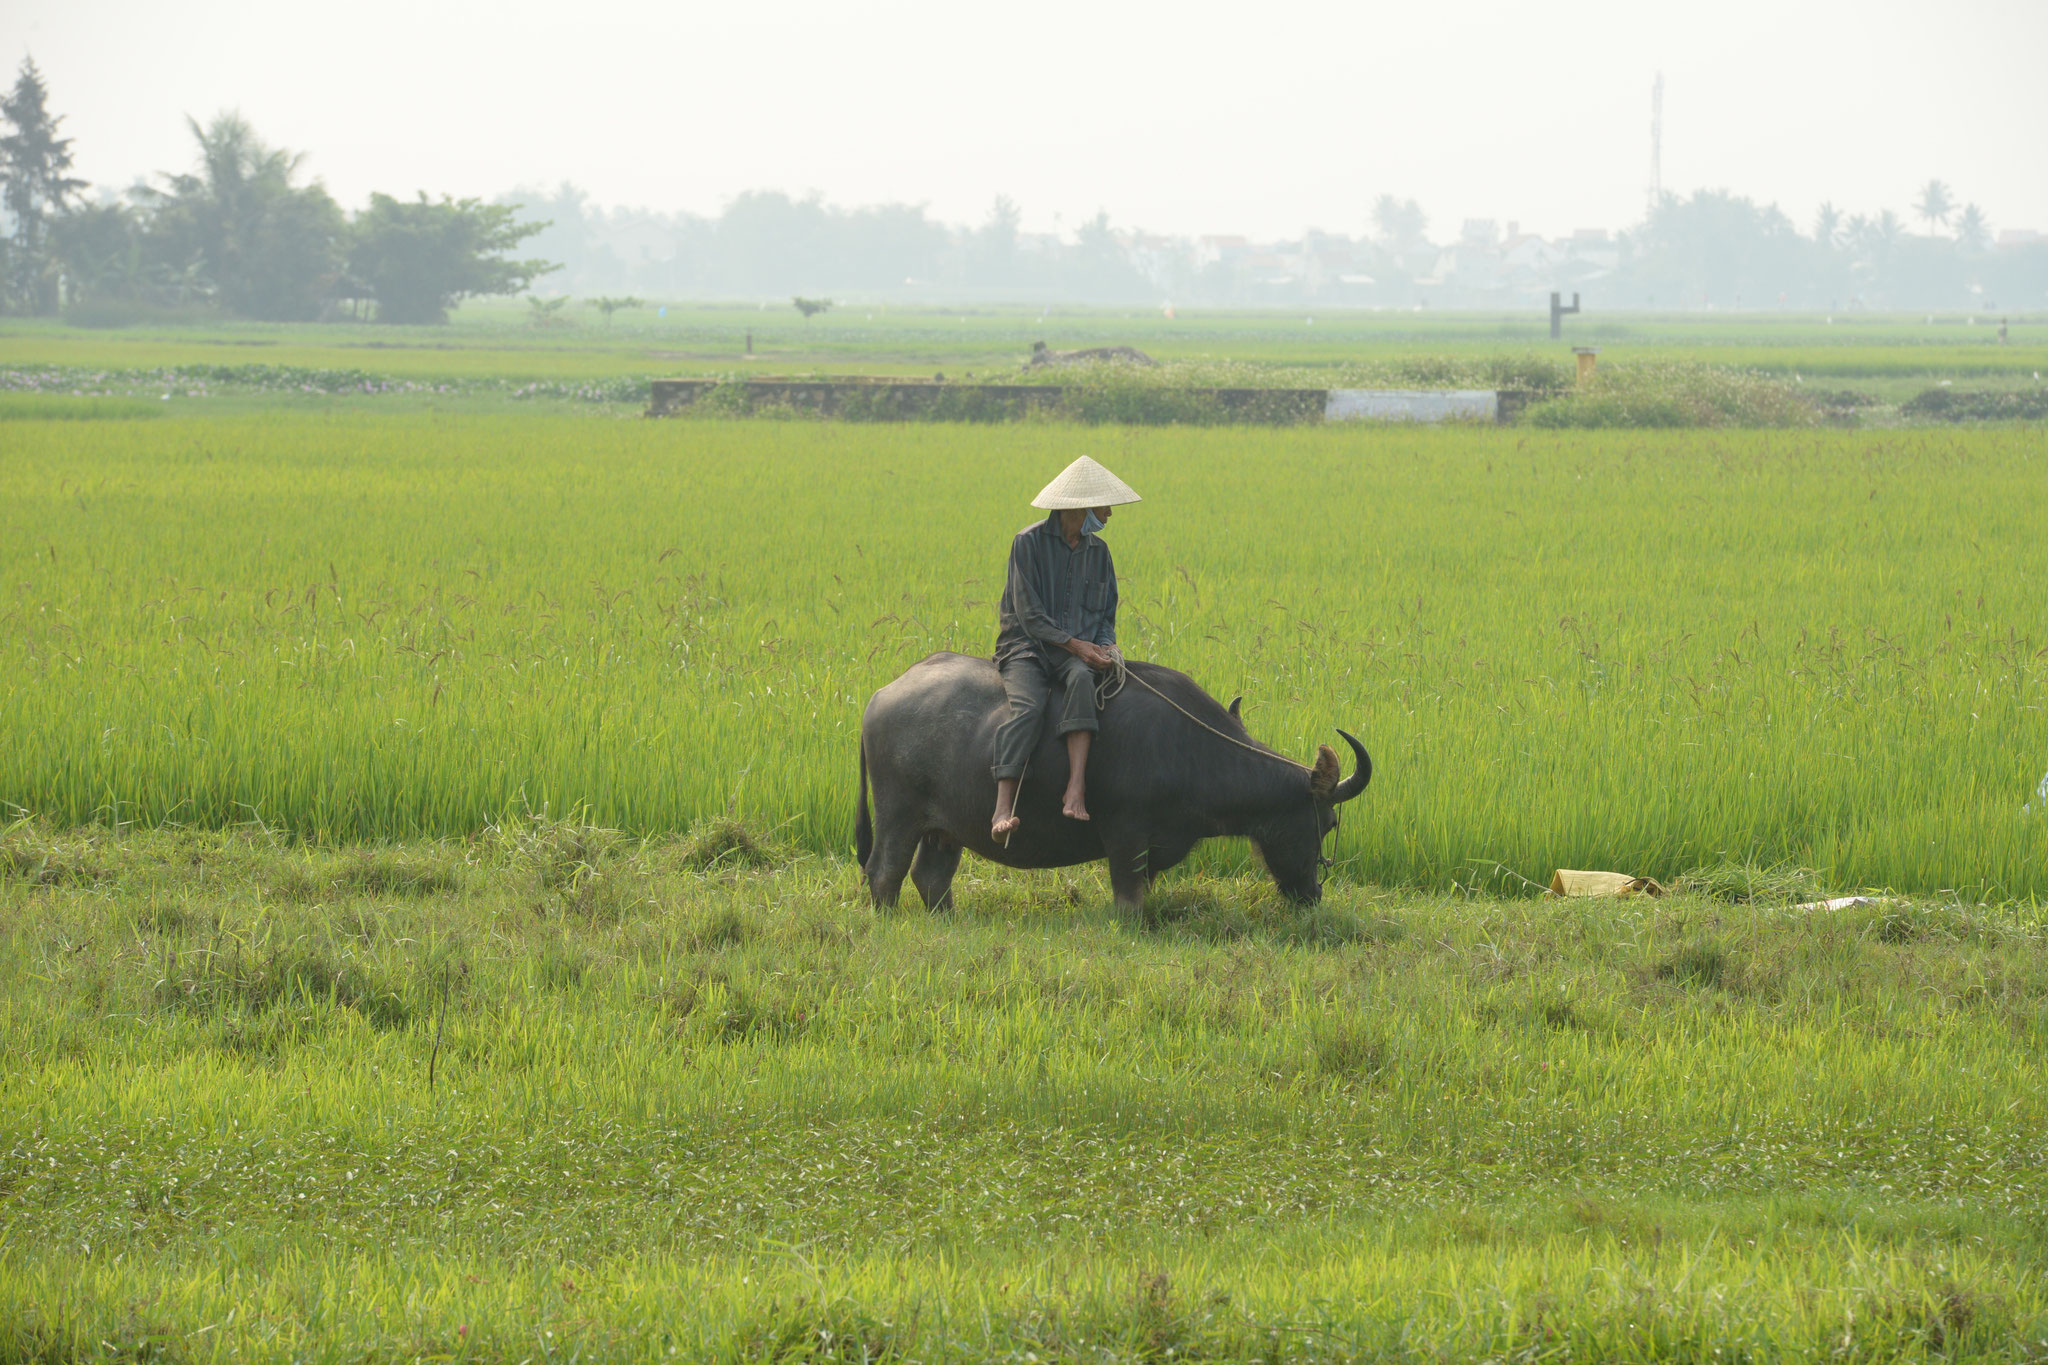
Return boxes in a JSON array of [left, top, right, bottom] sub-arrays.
[[1608, 185, 2041, 312], [507, 185, 1158, 305], [0, 59, 552, 322], [6, 54, 2042, 319], [510, 184, 2045, 313]]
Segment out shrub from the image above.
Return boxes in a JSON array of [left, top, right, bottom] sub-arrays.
[[1527, 394, 1692, 428], [1523, 363, 1818, 428], [1901, 388, 2048, 422]]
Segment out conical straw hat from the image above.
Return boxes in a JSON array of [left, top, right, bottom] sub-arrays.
[[1030, 456, 1142, 510]]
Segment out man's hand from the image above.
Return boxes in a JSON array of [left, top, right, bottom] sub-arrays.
[[1065, 639, 1117, 671]]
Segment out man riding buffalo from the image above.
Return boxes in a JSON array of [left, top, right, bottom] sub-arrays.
[[855, 456, 1372, 914], [990, 456, 1141, 842]]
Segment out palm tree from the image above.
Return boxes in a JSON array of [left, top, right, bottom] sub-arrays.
[[1954, 204, 1991, 253], [1812, 201, 1842, 249], [142, 112, 343, 320], [1913, 179, 1954, 236]]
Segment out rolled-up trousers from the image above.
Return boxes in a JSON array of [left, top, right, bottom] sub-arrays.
[[992, 650, 1099, 782]]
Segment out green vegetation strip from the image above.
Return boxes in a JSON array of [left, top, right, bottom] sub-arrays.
[[6, 414, 2047, 895], [4, 823, 2045, 1361], [8, 308, 2048, 383]]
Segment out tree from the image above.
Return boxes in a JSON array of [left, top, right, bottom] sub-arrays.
[[49, 199, 143, 306], [1068, 210, 1152, 301], [0, 57, 87, 314], [1371, 195, 1429, 252], [1914, 179, 1953, 235], [1955, 204, 1991, 254], [717, 191, 834, 295], [792, 295, 832, 319], [1615, 190, 1814, 307], [970, 194, 1024, 286], [1812, 201, 1842, 249], [347, 193, 553, 324], [145, 114, 344, 320], [587, 295, 641, 324]]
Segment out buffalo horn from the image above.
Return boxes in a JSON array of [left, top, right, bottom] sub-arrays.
[[1331, 729, 1373, 803]]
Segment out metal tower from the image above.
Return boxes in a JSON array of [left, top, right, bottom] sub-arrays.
[[1648, 73, 1664, 213]]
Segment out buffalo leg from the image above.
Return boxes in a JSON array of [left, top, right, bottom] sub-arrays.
[[865, 821, 919, 908], [909, 834, 963, 912], [1102, 836, 1150, 919]]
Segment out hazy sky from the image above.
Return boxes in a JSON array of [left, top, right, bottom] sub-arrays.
[[7, 0, 2044, 242]]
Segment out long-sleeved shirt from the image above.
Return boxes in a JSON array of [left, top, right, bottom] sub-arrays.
[[995, 512, 1119, 665]]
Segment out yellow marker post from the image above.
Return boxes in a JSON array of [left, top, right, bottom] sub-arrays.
[[1572, 347, 1601, 384]]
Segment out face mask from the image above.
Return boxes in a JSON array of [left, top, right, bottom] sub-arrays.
[[1081, 511, 1106, 535]]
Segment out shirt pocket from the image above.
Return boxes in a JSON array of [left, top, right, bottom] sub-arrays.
[[1086, 581, 1110, 612]]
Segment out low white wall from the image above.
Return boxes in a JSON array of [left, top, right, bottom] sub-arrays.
[[1324, 389, 1498, 423]]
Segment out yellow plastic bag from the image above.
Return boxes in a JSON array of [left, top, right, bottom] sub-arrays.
[[1549, 869, 1665, 898]]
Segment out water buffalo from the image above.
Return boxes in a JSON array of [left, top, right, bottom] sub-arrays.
[[855, 651, 1370, 912]]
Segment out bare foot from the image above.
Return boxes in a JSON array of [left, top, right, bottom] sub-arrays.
[[992, 813, 1022, 843], [1061, 791, 1091, 821]]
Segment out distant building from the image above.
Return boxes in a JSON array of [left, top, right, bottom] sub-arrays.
[[1192, 235, 1251, 270]]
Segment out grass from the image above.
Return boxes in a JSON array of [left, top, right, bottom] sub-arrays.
[[6, 312, 2048, 1361], [5, 304, 2047, 386], [0, 392, 165, 420], [4, 821, 2046, 1361], [1522, 362, 1822, 427], [11, 301, 2046, 431], [5, 412, 2047, 896]]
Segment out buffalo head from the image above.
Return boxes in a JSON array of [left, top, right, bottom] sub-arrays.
[[1256, 728, 1371, 903]]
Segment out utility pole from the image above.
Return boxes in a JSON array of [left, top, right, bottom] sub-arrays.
[[1648, 72, 1664, 214], [1549, 291, 1580, 340]]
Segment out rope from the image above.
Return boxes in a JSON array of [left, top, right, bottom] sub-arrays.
[[1097, 653, 1312, 774]]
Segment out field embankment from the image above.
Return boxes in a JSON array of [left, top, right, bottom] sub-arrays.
[[4, 824, 2045, 1360]]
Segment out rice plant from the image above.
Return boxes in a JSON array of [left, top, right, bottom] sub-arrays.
[[5, 412, 2045, 896]]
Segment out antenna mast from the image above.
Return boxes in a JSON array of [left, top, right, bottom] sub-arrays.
[[1648, 72, 1664, 213]]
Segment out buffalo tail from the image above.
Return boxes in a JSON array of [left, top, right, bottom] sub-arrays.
[[854, 738, 873, 868]]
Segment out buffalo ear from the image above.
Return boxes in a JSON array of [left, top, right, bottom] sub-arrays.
[[1227, 695, 1242, 719], [1308, 744, 1339, 800]]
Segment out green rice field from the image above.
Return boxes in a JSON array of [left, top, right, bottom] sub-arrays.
[[5, 410, 2046, 896], [6, 314, 2048, 1362], [8, 303, 2048, 386]]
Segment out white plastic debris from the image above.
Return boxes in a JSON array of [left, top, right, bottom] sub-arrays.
[[1795, 896, 1895, 911]]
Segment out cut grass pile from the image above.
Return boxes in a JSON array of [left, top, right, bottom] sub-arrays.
[[4, 823, 2045, 1360], [6, 414, 2047, 896]]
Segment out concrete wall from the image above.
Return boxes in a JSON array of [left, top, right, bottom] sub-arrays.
[[1324, 389, 1499, 423], [648, 379, 1516, 425]]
